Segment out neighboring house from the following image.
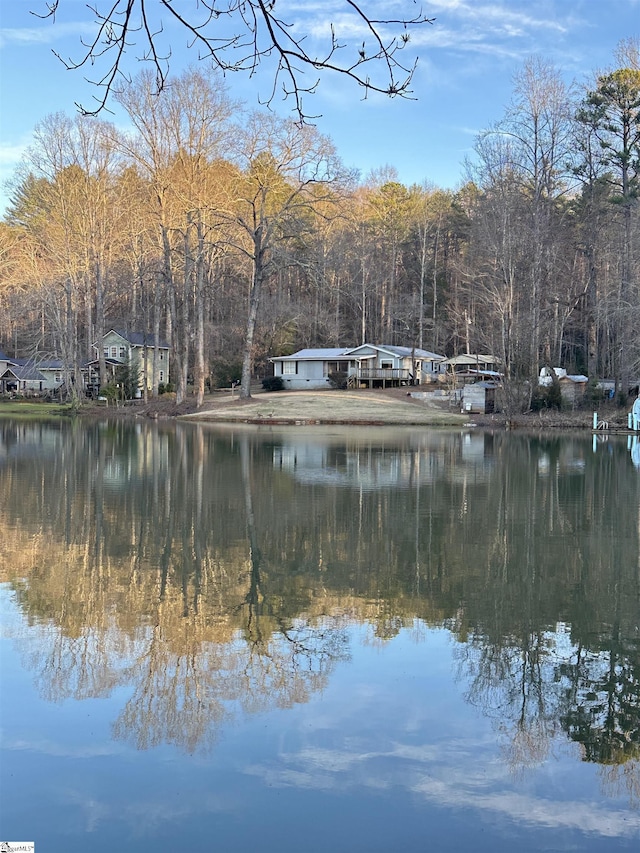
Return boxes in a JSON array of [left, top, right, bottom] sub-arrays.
[[270, 344, 446, 390], [33, 359, 65, 391], [88, 329, 170, 392], [1, 362, 46, 394], [271, 348, 352, 390], [0, 350, 10, 391], [0, 356, 65, 395]]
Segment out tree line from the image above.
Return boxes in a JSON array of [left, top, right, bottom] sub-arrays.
[[1, 42, 639, 407]]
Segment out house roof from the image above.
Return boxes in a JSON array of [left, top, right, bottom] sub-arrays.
[[559, 374, 588, 383], [104, 329, 170, 349], [29, 359, 64, 371], [273, 348, 352, 361], [349, 344, 445, 361], [467, 369, 503, 378], [4, 355, 63, 371], [272, 344, 446, 362], [0, 350, 64, 369], [1, 364, 46, 382], [84, 358, 123, 368], [442, 354, 497, 365]]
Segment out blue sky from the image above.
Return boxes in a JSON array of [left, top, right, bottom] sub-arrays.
[[0, 1, 638, 215]]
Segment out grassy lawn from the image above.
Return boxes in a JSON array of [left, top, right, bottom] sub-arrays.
[[0, 400, 76, 418]]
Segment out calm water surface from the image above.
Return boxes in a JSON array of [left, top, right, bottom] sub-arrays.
[[1, 419, 639, 852]]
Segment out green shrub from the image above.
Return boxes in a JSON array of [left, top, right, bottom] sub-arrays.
[[546, 378, 563, 410], [531, 380, 562, 411], [100, 383, 119, 403], [114, 359, 141, 400], [262, 376, 284, 392], [209, 358, 242, 389], [584, 379, 605, 405], [328, 370, 348, 389]]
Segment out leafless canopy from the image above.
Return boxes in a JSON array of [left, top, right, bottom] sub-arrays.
[[35, 1, 434, 121]]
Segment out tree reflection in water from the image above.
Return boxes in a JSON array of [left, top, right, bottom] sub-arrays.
[[0, 420, 638, 801]]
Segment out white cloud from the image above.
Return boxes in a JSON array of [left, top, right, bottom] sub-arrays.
[[3, 735, 122, 758], [0, 20, 93, 48], [0, 138, 30, 167], [0, 136, 33, 212], [243, 737, 640, 839]]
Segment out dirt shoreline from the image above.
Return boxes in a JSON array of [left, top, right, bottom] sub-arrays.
[[78, 387, 627, 431]]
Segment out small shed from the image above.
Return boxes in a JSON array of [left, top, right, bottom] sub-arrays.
[[461, 381, 498, 414], [539, 367, 589, 406], [558, 373, 588, 406]]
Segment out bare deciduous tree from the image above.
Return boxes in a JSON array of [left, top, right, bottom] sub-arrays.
[[218, 112, 348, 397], [113, 67, 236, 403], [36, 0, 434, 121]]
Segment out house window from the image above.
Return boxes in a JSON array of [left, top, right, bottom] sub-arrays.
[[381, 361, 393, 369], [325, 361, 342, 376], [160, 352, 164, 361], [111, 346, 117, 358], [119, 347, 126, 358], [103, 348, 109, 358], [159, 371, 164, 382], [282, 361, 296, 375], [55, 374, 61, 382]]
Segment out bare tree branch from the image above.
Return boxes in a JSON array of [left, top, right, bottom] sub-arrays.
[[33, 1, 434, 121]]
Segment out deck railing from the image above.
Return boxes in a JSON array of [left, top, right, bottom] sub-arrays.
[[357, 368, 412, 381]]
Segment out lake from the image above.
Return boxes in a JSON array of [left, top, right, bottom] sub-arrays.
[[1, 418, 639, 852]]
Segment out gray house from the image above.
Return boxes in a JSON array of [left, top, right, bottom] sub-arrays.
[[271, 344, 446, 390]]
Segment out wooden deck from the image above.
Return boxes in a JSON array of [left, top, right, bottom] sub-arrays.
[[355, 368, 414, 388]]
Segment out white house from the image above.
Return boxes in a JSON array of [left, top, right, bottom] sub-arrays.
[[270, 344, 446, 390]]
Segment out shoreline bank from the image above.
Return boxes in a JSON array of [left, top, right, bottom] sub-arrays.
[[1, 388, 631, 432]]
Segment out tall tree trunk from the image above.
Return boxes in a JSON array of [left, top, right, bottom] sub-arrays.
[[178, 216, 192, 403], [240, 233, 265, 399], [95, 261, 106, 388], [152, 274, 162, 398], [161, 221, 183, 404], [194, 217, 206, 408]]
